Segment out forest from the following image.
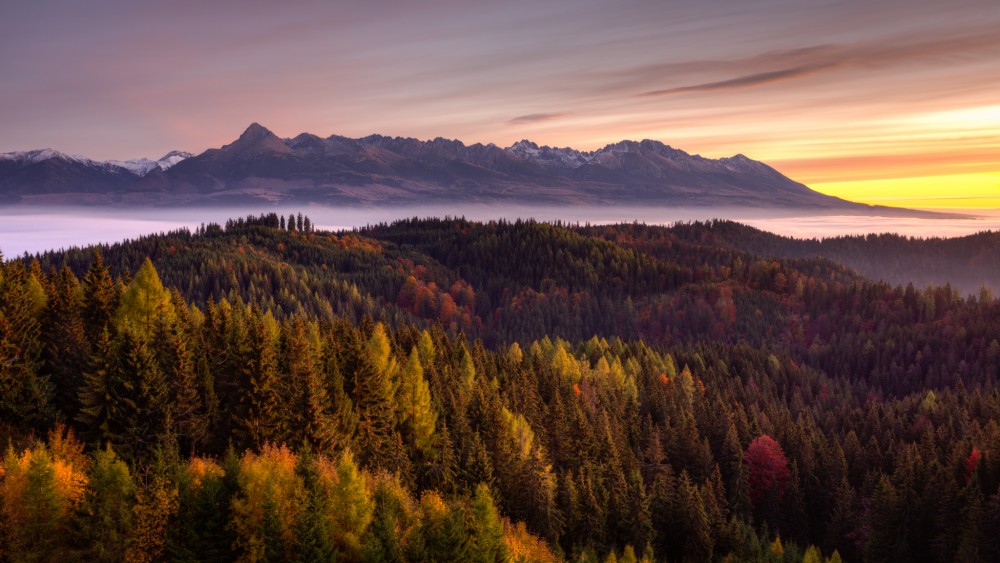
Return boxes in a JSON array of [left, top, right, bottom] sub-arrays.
[[2, 212, 1000, 562]]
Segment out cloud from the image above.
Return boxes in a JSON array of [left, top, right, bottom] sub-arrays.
[[640, 63, 837, 96], [634, 27, 1000, 98], [507, 112, 569, 124]]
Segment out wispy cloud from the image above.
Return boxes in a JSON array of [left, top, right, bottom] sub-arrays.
[[640, 63, 837, 96], [635, 28, 1000, 98], [507, 112, 569, 125]]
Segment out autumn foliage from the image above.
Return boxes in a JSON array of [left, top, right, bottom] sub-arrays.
[[745, 435, 790, 505]]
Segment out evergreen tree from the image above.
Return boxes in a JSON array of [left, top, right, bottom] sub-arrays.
[[469, 483, 509, 563], [279, 317, 338, 451], [71, 446, 136, 562], [397, 347, 437, 455], [81, 250, 117, 346], [40, 265, 89, 422], [0, 259, 50, 426], [325, 449, 374, 560], [78, 330, 169, 459], [353, 323, 400, 471], [114, 258, 174, 338], [152, 300, 207, 456]]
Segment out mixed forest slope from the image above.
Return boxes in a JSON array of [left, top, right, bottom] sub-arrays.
[[3, 214, 1000, 562], [620, 220, 1000, 296]]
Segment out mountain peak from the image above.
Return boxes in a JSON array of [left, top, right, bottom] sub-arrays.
[[156, 151, 192, 171], [510, 140, 540, 151], [238, 122, 276, 142], [221, 122, 289, 155]]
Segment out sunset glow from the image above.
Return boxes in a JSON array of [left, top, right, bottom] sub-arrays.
[[811, 172, 1000, 209], [1, 0, 997, 208]]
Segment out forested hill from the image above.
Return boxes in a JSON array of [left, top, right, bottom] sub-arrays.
[[605, 220, 1000, 296], [4, 213, 1000, 561]]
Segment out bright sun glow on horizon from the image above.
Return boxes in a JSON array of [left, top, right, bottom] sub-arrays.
[[811, 172, 1000, 209]]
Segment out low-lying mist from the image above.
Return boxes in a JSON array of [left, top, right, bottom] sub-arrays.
[[2, 205, 999, 257]]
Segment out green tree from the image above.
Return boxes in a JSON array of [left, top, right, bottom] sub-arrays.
[[413, 491, 469, 561], [40, 265, 89, 421], [114, 258, 174, 338], [166, 456, 234, 562], [360, 474, 419, 562], [152, 300, 208, 456], [0, 439, 87, 560], [469, 483, 509, 563], [397, 347, 437, 455], [353, 324, 400, 470], [0, 259, 49, 426], [279, 317, 338, 451], [81, 250, 117, 343], [72, 446, 136, 562], [77, 329, 169, 459], [325, 449, 374, 559]]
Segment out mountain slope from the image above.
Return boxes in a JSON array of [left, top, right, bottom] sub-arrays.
[[0, 123, 925, 214], [625, 219, 1000, 294]]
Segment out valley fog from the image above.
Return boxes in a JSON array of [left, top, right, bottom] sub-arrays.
[[2, 205, 999, 257]]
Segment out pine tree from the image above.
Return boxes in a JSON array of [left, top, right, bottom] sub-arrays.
[[865, 475, 904, 563], [166, 456, 233, 562], [320, 326, 357, 449], [360, 473, 418, 562], [415, 491, 469, 561], [71, 446, 136, 562], [353, 323, 400, 470], [78, 329, 169, 459], [40, 265, 89, 422], [469, 483, 510, 563], [152, 301, 207, 456], [279, 317, 338, 451], [460, 343, 477, 389], [81, 250, 117, 346], [77, 328, 117, 447], [326, 449, 374, 559], [230, 445, 305, 561], [114, 258, 174, 339], [397, 347, 437, 455], [672, 471, 713, 563], [425, 419, 458, 493], [0, 442, 86, 559], [0, 259, 50, 426]]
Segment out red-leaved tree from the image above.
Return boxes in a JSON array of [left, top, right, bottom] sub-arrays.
[[746, 435, 790, 505], [965, 447, 981, 482]]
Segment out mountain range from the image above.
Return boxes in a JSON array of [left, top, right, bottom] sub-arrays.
[[0, 123, 929, 215]]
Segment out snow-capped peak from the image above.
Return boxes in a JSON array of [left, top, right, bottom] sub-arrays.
[[506, 140, 592, 169], [0, 148, 191, 176], [0, 148, 82, 165], [156, 151, 192, 171], [106, 158, 160, 176]]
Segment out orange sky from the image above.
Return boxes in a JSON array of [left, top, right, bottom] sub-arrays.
[[1, 0, 998, 208]]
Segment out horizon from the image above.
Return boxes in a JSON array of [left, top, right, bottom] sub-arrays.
[[2, 1, 998, 209]]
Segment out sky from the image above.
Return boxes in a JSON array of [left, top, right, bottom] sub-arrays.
[[1, 0, 998, 208]]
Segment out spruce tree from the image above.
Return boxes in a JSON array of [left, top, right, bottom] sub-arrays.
[[397, 347, 437, 455], [81, 250, 117, 346], [352, 323, 400, 470]]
